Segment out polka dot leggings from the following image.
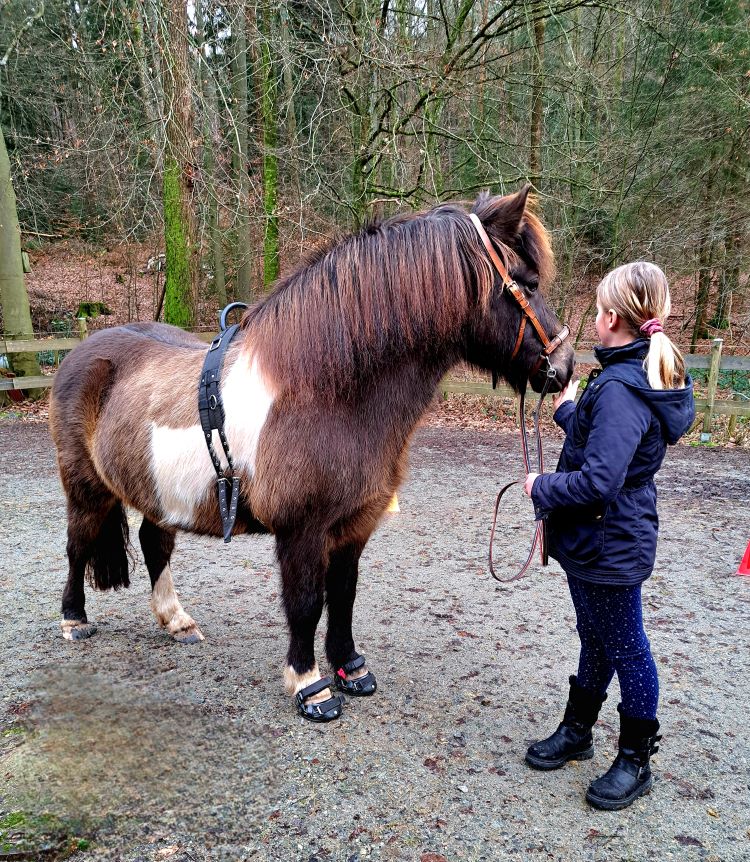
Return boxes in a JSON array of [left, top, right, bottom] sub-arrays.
[[566, 574, 659, 720]]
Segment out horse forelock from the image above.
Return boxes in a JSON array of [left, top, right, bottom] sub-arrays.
[[240, 205, 490, 393]]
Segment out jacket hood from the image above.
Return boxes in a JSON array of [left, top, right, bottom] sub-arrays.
[[594, 339, 695, 444]]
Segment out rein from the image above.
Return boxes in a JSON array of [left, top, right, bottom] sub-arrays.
[[467, 212, 569, 583], [487, 377, 553, 582]]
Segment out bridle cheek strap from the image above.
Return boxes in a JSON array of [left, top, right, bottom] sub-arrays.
[[468, 212, 569, 363], [511, 315, 526, 361]]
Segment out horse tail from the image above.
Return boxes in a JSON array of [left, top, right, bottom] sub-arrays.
[[85, 501, 133, 591]]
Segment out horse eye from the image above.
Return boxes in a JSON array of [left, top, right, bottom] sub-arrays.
[[522, 278, 539, 293]]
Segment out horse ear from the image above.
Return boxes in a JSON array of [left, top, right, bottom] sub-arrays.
[[474, 184, 531, 238], [496, 184, 531, 235]]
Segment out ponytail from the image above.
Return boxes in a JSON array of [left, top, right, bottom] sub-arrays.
[[644, 331, 686, 390]]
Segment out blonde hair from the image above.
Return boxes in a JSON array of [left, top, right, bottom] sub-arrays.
[[597, 261, 686, 390]]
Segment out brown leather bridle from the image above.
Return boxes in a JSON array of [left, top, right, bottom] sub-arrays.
[[468, 213, 570, 375], [468, 212, 571, 583]]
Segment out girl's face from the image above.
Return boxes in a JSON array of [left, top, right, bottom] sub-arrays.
[[596, 299, 637, 347], [595, 301, 612, 346]]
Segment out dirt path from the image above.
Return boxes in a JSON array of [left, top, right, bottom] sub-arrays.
[[1, 420, 749, 862]]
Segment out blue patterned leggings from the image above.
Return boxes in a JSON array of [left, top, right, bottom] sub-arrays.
[[566, 575, 659, 720]]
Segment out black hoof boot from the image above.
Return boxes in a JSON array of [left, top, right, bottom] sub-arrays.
[[295, 676, 345, 723], [334, 654, 377, 697], [586, 707, 661, 810], [526, 675, 607, 770]]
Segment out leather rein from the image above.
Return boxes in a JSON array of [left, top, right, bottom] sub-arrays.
[[467, 213, 570, 583]]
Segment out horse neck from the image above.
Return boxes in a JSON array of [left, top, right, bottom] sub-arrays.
[[344, 350, 459, 444]]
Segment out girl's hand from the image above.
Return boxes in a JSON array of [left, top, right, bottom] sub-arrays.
[[552, 377, 580, 412], [524, 472, 539, 497]]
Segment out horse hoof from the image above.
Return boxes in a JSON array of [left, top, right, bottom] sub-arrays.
[[172, 627, 204, 645], [61, 620, 98, 641], [295, 676, 344, 723], [334, 654, 377, 696]]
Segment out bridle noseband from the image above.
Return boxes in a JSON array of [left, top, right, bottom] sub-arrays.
[[468, 212, 571, 583], [468, 213, 569, 375]]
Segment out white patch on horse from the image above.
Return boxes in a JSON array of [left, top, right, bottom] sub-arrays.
[[284, 664, 322, 694], [222, 352, 275, 473], [150, 424, 217, 526], [149, 350, 274, 526], [150, 564, 203, 640]]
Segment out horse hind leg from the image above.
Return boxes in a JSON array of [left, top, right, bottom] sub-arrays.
[[62, 495, 131, 641], [139, 518, 204, 644]]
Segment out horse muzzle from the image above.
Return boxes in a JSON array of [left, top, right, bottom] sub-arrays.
[[529, 336, 575, 394]]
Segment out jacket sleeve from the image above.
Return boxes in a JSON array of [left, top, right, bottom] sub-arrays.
[[553, 400, 577, 435], [532, 381, 652, 516]]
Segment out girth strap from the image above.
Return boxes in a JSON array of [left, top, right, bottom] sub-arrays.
[[198, 322, 243, 542]]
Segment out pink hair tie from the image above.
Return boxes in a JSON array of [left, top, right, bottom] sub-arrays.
[[640, 318, 663, 337]]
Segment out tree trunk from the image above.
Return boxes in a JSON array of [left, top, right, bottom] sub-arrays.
[[197, 0, 227, 308], [231, 2, 253, 301], [160, 0, 198, 329], [691, 232, 713, 349], [0, 124, 42, 392], [710, 227, 739, 330], [529, 15, 545, 191], [259, 1, 279, 286], [279, 1, 301, 212], [127, 0, 160, 136], [206, 76, 228, 308]]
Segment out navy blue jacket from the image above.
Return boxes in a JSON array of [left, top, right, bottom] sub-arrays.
[[531, 339, 695, 585]]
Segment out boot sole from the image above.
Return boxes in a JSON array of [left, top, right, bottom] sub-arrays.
[[525, 745, 594, 771], [585, 775, 653, 810]]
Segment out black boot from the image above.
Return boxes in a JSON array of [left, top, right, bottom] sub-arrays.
[[525, 676, 607, 770], [586, 706, 661, 810]]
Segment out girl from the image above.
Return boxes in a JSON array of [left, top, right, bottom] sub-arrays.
[[523, 261, 695, 810]]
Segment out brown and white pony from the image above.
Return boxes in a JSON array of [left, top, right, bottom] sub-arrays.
[[49, 186, 574, 720]]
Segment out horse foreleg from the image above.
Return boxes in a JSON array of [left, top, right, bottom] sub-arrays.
[[276, 530, 331, 703], [139, 518, 204, 644], [325, 542, 363, 668], [325, 542, 376, 694]]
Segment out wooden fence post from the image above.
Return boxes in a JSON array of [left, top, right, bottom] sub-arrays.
[[727, 393, 738, 438], [701, 337, 723, 442], [77, 317, 89, 340]]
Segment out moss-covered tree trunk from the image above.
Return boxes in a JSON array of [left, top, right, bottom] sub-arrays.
[[259, 1, 279, 286], [231, 2, 253, 301], [0, 122, 42, 392], [160, 0, 197, 329]]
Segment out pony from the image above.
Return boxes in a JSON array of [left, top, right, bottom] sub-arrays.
[[49, 185, 574, 721]]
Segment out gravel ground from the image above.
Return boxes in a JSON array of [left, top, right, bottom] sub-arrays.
[[1, 419, 749, 862]]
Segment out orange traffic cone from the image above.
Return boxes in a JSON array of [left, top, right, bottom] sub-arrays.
[[737, 541, 750, 576]]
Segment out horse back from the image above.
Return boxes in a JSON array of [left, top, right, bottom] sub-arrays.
[[51, 323, 205, 417]]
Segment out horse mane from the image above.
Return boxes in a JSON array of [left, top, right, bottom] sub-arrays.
[[241, 193, 554, 394]]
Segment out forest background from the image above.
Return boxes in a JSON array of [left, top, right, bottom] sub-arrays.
[[0, 0, 749, 389]]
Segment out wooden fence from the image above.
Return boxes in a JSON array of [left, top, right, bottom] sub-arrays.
[[2, 328, 748, 439]]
